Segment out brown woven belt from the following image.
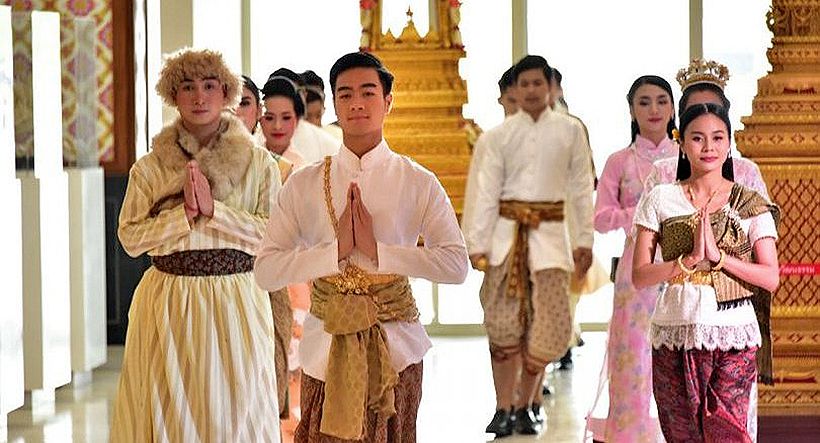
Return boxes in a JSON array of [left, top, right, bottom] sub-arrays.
[[151, 249, 254, 276]]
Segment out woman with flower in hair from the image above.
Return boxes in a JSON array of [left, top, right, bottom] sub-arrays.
[[587, 75, 678, 443], [111, 48, 282, 442], [633, 103, 779, 442]]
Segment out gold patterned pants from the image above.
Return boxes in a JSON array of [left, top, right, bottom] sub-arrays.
[[480, 264, 572, 371]]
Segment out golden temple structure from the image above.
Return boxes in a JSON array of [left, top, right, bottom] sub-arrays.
[[736, 0, 820, 418], [359, 0, 473, 213]]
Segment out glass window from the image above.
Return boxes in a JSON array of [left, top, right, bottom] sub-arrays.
[[249, 0, 360, 124], [433, 1, 512, 326], [193, 0, 242, 72], [437, 269, 485, 325], [528, 1, 689, 325], [458, 1, 512, 131], [528, 1, 689, 174]]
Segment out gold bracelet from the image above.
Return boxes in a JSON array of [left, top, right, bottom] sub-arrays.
[[677, 255, 697, 275], [712, 250, 726, 271]]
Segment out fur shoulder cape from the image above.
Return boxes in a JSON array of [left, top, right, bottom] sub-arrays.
[[148, 113, 255, 214]]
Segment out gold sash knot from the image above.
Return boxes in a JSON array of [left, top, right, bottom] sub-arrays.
[[311, 275, 419, 440], [498, 200, 564, 300]]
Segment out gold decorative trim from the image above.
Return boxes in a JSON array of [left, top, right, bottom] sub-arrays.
[[772, 306, 820, 317]]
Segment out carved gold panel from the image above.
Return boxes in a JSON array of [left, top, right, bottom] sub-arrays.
[[737, 0, 820, 417], [359, 0, 473, 214]]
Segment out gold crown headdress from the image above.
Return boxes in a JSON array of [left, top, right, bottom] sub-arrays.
[[676, 59, 730, 91]]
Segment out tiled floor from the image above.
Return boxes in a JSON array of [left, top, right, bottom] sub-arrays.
[[6, 333, 607, 443]]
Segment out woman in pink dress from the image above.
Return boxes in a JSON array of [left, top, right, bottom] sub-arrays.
[[588, 75, 678, 442]]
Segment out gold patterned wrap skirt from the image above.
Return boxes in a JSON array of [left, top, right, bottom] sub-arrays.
[[110, 249, 281, 442]]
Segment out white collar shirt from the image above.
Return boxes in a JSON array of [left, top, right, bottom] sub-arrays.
[[254, 140, 468, 380], [464, 108, 595, 272]]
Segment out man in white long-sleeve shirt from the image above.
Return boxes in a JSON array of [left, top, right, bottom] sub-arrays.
[[464, 55, 595, 436], [254, 51, 469, 443]]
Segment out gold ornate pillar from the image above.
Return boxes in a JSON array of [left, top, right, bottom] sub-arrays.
[[735, 0, 820, 423], [359, 0, 472, 213]]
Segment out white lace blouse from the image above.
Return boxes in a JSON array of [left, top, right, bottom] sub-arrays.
[[633, 183, 778, 351]]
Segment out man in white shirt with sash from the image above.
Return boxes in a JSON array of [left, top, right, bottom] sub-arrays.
[[465, 55, 595, 436], [254, 52, 469, 443]]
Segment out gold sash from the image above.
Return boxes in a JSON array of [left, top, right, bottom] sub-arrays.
[[311, 276, 419, 440], [498, 200, 564, 300]]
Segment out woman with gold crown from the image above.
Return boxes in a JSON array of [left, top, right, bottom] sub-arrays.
[[644, 59, 770, 198]]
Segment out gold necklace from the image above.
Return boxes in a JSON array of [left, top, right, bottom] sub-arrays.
[[323, 157, 371, 295], [686, 184, 721, 210], [685, 183, 722, 229]]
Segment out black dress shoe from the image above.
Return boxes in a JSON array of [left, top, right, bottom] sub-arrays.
[[513, 407, 540, 435], [530, 403, 544, 424], [485, 408, 514, 438], [558, 349, 573, 370]]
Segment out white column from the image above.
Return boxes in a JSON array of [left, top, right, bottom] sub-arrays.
[[241, 0, 251, 75], [61, 15, 107, 385], [159, 0, 192, 125], [13, 10, 72, 417], [67, 167, 107, 384], [0, 5, 24, 440]]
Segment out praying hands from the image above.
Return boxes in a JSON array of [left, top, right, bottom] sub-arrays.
[[695, 207, 722, 264], [183, 160, 214, 225], [337, 182, 378, 264]]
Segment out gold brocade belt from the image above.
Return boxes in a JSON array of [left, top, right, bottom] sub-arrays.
[[498, 200, 564, 300], [667, 270, 715, 286], [310, 274, 419, 440]]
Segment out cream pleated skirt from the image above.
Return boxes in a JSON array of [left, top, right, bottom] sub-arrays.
[[110, 267, 281, 442]]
